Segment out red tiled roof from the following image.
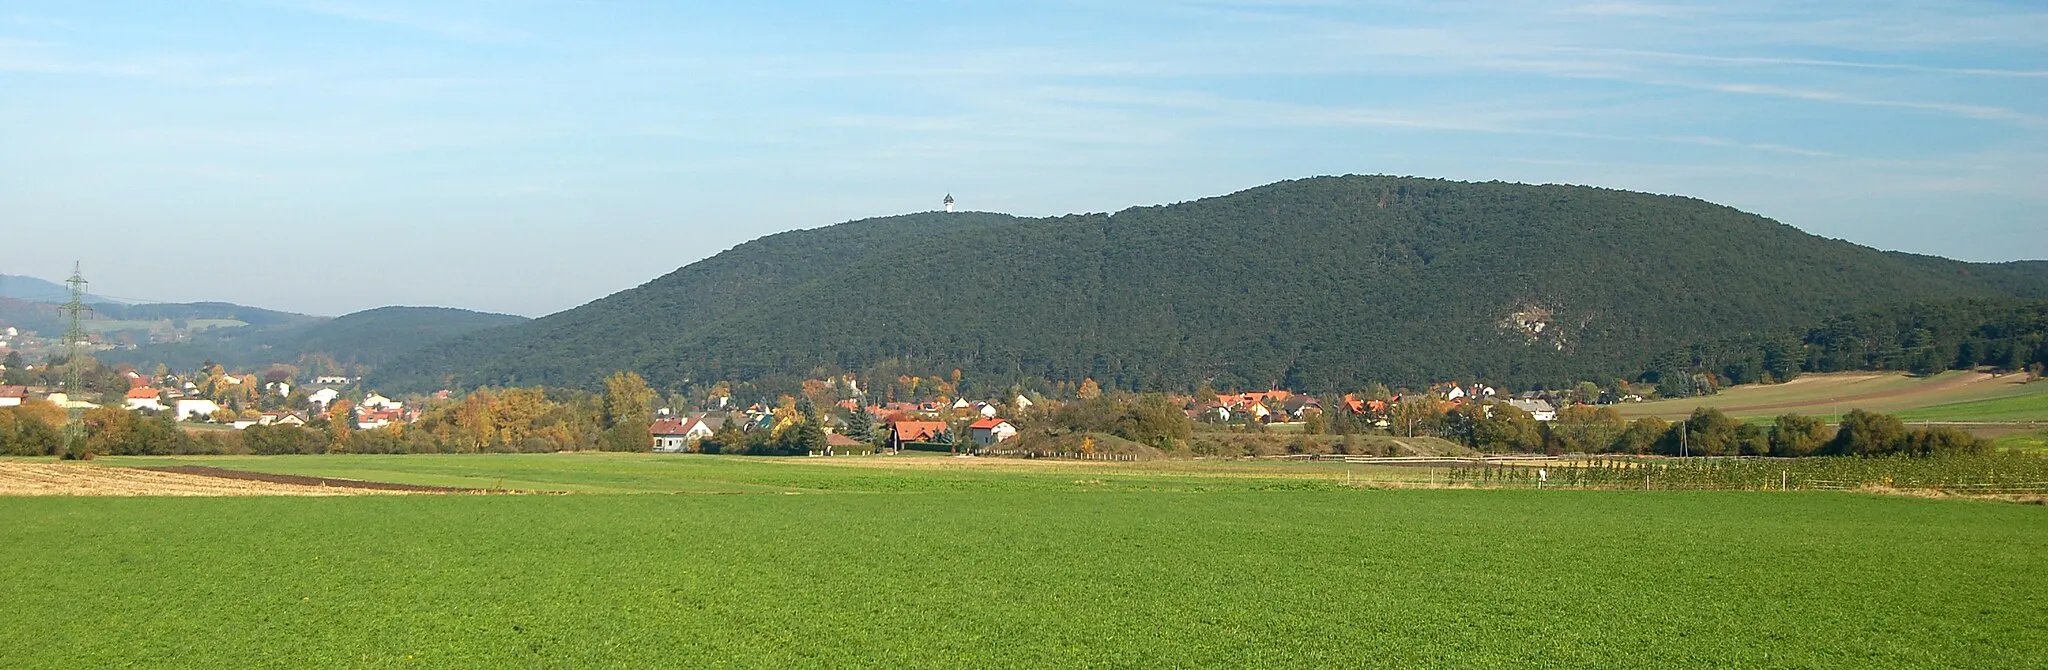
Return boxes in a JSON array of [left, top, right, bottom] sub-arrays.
[[968, 418, 1010, 430], [892, 421, 948, 442], [650, 418, 691, 436], [826, 432, 864, 447], [0, 386, 25, 399], [126, 387, 160, 399]]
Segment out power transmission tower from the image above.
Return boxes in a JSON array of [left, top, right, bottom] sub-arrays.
[[60, 261, 94, 396]]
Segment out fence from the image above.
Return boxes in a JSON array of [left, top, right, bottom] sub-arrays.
[[1439, 455, 2048, 494]]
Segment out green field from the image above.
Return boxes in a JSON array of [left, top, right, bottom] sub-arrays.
[[1619, 371, 2048, 422], [3, 485, 2043, 668], [4, 454, 2047, 667], [1895, 392, 2048, 423], [1997, 431, 2048, 454]]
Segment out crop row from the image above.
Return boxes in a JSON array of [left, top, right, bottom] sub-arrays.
[[1444, 453, 2048, 492]]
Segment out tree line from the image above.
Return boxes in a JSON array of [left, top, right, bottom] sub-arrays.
[[1439, 402, 1986, 458], [1645, 299, 2048, 397]]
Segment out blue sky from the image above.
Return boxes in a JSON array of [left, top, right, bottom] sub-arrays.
[[2, 1, 2043, 317]]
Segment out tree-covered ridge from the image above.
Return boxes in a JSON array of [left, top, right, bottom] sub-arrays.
[[1645, 298, 2048, 395], [374, 175, 2048, 394]]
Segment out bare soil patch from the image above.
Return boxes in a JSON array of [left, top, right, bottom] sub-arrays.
[[138, 466, 479, 493], [0, 462, 430, 497]]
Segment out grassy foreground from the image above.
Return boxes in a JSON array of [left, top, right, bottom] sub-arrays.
[[3, 482, 2046, 667]]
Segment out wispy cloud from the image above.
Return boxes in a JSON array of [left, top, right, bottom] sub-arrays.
[[1554, 47, 2048, 78], [253, 0, 528, 44]]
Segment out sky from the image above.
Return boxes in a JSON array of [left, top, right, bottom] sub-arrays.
[[2, 1, 2043, 317]]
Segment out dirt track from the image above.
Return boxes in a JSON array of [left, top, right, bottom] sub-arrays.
[[0, 462, 431, 497]]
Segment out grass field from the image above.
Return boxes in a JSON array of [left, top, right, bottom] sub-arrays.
[[3, 483, 2043, 668], [1618, 371, 2048, 423], [1997, 431, 2048, 454]]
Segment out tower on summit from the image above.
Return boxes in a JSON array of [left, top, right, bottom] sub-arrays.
[[943, 194, 955, 213]]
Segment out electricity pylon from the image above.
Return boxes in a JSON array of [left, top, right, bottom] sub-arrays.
[[60, 262, 93, 396]]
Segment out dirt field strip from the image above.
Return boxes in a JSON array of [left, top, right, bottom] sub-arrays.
[[0, 462, 436, 497]]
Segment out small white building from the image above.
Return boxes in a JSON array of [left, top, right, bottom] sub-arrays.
[[362, 393, 402, 410], [45, 393, 100, 410], [1506, 398, 1558, 422], [125, 388, 166, 412], [0, 385, 24, 408], [259, 411, 308, 427], [968, 418, 1017, 446], [175, 398, 223, 422], [650, 417, 716, 453], [308, 388, 341, 410]]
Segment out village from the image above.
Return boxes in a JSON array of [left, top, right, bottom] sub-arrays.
[[2, 343, 1623, 457]]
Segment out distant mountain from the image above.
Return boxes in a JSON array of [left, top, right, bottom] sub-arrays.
[[96, 306, 528, 374], [0, 274, 127, 305], [348, 175, 2042, 393]]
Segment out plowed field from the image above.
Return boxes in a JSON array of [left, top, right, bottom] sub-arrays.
[[0, 462, 427, 496]]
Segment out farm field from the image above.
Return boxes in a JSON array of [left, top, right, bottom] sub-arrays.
[[1617, 371, 2048, 422], [3, 488, 2045, 668]]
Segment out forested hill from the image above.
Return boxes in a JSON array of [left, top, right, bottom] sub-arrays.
[[373, 176, 2048, 393]]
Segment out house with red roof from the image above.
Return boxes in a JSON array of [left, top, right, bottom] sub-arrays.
[[125, 387, 166, 412], [890, 421, 949, 449], [967, 418, 1017, 446], [0, 385, 26, 408], [651, 416, 716, 452]]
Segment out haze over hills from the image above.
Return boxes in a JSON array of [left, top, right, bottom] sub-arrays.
[[93, 306, 530, 374], [0, 287, 526, 376], [370, 175, 2048, 394], [0, 273, 129, 305]]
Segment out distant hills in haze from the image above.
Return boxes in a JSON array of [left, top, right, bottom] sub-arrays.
[[0, 286, 526, 377], [92, 306, 531, 374], [0, 273, 129, 305], [368, 175, 2048, 394]]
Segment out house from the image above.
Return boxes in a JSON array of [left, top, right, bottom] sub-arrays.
[[825, 432, 865, 451], [259, 411, 308, 427], [45, 393, 99, 410], [967, 418, 1017, 446], [1506, 398, 1558, 422], [972, 401, 999, 418], [1190, 404, 1231, 423], [312, 375, 352, 386], [356, 407, 408, 430], [890, 421, 949, 449], [361, 393, 401, 410], [1014, 394, 1034, 410], [0, 385, 24, 408], [174, 398, 222, 422], [307, 388, 341, 410], [651, 417, 715, 452], [1283, 396, 1322, 418], [125, 387, 166, 412]]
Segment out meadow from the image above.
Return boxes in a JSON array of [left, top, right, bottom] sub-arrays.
[[3, 455, 2047, 667]]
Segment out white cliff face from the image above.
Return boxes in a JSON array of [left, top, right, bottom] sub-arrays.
[[1498, 303, 1577, 352]]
